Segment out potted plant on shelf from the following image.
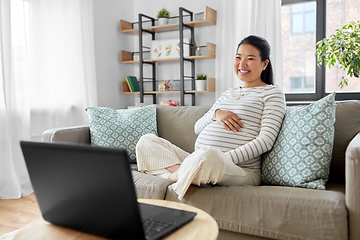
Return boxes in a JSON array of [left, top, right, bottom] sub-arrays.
[[195, 74, 207, 91], [157, 8, 170, 26], [315, 20, 360, 88]]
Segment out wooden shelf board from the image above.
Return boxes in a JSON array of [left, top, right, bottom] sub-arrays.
[[144, 58, 180, 63], [145, 24, 179, 33], [120, 20, 215, 34], [121, 79, 215, 94], [121, 29, 138, 35], [185, 90, 213, 93], [122, 60, 139, 64], [121, 90, 215, 94], [185, 20, 215, 28], [145, 91, 181, 94], [186, 55, 214, 60]]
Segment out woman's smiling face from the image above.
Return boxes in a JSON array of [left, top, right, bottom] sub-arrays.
[[233, 44, 269, 87]]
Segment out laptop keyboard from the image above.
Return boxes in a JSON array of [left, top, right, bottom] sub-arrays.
[[142, 217, 175, 240]]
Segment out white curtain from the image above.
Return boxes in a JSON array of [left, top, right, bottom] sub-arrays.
[[215, 0, 283, 98], [0, 0, 98, 199]]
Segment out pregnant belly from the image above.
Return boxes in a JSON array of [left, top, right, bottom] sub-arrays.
[[195, 122, 258, 152]]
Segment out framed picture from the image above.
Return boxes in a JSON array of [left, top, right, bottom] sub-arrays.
[[151, 38, 190, 59]]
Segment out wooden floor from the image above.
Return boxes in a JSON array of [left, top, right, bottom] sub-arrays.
[[0, 193, 42, 236]]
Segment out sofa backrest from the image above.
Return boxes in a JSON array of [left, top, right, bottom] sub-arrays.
[[156, 105, 210, 153], [331, 100, 360, 183], [155, 100, 360, 184]]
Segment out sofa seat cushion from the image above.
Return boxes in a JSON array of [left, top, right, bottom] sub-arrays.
[[132, 171, 173, 199], [165, 184, 347, 240]]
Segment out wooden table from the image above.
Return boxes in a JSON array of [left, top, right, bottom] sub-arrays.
[[14, 199, 218, 240]]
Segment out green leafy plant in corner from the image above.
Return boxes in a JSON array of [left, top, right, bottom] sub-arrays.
[[315, 20, 360, 88], [196, 74, 207, 80], [157, 8, 170, 19]]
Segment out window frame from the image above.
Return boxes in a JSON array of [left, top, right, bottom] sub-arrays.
[[282, 0, 360, 102]]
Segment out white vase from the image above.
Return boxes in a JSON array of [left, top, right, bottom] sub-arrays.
[[195, 80, 207, 91], [158, 18, 169, 26]]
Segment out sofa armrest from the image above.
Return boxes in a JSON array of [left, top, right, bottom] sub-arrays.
[[41, 125, 90, 144], [346, 132, 360, 240]]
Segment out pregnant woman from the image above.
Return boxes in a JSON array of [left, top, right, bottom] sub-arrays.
[[136, 35, 286, 199]]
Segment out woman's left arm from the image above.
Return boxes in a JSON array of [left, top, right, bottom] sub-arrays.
[[225, 89, 286, 165]]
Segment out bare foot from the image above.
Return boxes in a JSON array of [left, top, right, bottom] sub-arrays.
[[167, 171, 178, 182]]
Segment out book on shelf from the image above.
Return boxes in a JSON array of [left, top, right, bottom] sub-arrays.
[[126, 76, 140, 92]]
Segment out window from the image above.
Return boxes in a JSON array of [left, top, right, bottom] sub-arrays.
[[282, 0, 317, 98], [325, 0, 360, 93], [291, 77, 315, 92], [291, 2, 316, 34], [282, 0, 360, 101]]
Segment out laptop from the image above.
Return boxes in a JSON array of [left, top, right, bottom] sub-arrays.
[[20, 141, 196, 240]]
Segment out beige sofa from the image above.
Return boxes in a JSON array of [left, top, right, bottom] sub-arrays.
[[42, 101, 360, 240]]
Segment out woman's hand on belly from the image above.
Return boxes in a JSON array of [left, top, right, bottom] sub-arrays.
[[215, 109, 244, 132]]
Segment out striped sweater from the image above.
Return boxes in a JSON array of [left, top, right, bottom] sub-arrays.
[[194, 85, 286, 169]]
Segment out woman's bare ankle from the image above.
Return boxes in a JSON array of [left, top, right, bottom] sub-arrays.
[[166, 164, 181, 173]]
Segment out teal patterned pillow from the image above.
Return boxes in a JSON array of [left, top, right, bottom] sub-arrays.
[[261, 93, 336, 190], [85, 105, 157, 163]]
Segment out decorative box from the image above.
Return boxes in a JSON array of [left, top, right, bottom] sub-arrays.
[[133, 52, 150, 61], [194, 9, 206, 21]]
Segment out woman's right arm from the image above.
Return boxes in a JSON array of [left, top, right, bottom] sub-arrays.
[[194, 91, 227, 135], [195, 89, 245, 135]]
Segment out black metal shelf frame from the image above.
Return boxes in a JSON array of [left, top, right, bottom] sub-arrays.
[[179, 7, 195, 106], [138, 14, 156, 103], [138, 7, 197, 106]]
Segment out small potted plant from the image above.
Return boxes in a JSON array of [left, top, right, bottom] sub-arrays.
[[157, 8, 170, 26], [195, 74, 207, 91], [315, 20, 360, 88]]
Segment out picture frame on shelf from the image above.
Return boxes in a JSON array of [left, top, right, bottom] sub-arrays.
[[151, 38, 190, 59], [159, 80, 173, 91]]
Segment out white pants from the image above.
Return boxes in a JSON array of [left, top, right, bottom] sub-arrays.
[[136, 134, 260, 199]]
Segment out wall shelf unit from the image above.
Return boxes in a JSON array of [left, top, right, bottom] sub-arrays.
[[119, 7, 217, 35], [119, 6, 217, 106]]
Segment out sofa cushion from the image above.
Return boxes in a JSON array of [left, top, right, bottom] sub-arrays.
[[132, 171, 173, 199], [156, 105, 210, 153], [261, 93, 336, 189], [165, 185, 347, 240], [85, 105, 157, 163]]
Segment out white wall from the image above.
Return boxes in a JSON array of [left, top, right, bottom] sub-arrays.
[[93, 0, 135, 109], [94, 0, 218, 108]]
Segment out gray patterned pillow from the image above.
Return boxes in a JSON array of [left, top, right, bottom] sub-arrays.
[[86, 105, 157, 163], [261, 93, 336, 190]]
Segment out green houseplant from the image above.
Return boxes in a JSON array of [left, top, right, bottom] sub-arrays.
[[196, 74, 207, 91], [196, 74, 207, 80], [157, 8, 170, 26], [315, 20, 360, 88]]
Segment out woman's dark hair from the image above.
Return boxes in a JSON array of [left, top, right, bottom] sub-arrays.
[[237, 35, 273, 85]]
